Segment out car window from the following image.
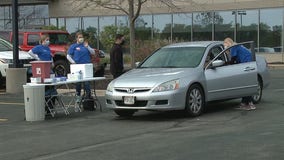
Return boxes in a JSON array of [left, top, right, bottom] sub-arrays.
[[140, 47, 206, 68], [49, 33, 70, 45], [27, 34, 40, 46], [0, 40, 12, 51]]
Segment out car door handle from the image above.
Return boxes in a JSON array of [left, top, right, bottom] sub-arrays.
[[243, 67, 256, 71]]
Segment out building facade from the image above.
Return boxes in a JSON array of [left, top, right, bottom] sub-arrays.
[[0, 0, 284, 61]]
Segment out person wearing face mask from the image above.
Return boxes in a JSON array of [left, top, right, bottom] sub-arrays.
[[110, 34, 125, 78], [223, 37, 256, 111], [67, 32, 96, 102], [28, 34, 56, 115], [28, 34, 52, 61]]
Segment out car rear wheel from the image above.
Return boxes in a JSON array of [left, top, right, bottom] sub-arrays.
[[185, 84, 205, 117], [114, 109, 136, 117], [252, 77, 263, 104], [53, 60, 70, 77]]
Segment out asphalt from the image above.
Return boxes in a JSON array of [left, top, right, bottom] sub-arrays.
[[0, 63, 283, 122], [0, 65, 283, 160]]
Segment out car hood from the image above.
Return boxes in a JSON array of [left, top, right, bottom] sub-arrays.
[[113, 68, 196, 88], [0, 51, 34, 60]]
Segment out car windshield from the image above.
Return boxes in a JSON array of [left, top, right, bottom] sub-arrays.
[[0, 39, 12, 52], [139, 46, 206, 68], [49, 33, 71, 45]]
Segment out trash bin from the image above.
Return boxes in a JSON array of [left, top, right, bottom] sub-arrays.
[[23, 85, 45, 121], [30, 61, 52, 82]]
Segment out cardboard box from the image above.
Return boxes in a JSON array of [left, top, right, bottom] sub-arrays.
[[70, 63, 93, 78]]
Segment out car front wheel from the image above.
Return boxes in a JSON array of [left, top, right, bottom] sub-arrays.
[[185, 84, 205, 117]]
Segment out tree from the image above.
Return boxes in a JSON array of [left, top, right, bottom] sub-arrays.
[[65, 0, 182, 67]]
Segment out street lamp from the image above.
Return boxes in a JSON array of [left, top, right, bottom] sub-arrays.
[[232, 10, 247, 27]]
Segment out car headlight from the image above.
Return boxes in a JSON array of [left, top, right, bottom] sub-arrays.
[[153, 79, 180, 92], [107, 81, 114, 92]]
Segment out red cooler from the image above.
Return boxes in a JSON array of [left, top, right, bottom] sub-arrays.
[[30, 61, 52, 82]]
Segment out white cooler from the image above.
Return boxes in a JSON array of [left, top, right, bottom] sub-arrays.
[[70, 63, 93, 78]]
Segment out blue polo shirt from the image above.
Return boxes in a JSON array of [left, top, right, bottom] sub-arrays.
[[67, 43, 91, 64], [31, 45, 52, 61], [230, 45, 252, 63]]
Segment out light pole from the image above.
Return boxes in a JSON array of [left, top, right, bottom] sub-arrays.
[[232, 10, 247, 27]]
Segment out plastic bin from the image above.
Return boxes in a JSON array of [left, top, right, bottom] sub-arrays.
[[23, 85, 45, 121], [30, 61, 52, 82]]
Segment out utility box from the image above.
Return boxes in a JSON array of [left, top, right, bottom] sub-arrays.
[[70, 63, 93, 78], [30, 61, 52, 82], [23, 85, 45, 121]]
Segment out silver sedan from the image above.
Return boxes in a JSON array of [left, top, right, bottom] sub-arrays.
[[105, 41, 270, 117]]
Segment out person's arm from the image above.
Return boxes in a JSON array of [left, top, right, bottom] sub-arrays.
[[28, 47, 40, 60], [67, 44, 76, 64]]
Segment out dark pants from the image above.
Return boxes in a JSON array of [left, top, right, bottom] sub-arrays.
[[241, 96, 253, 104], [76, 82, 91, 97]]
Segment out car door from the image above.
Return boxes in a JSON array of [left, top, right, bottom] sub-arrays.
[[205, 45, 258, 101]]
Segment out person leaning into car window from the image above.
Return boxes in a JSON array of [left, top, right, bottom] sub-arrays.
[[223, 37, 256, 111], [67, 32, 96, 103], [28, 34, 52, 61]]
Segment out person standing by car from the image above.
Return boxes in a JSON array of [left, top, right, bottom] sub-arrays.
[[67, 32, 95, 101], [223, 37, 256, 111], [110, 34, 125, 78]]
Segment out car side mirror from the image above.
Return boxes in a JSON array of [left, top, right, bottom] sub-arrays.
[[212, 60, 225, 67], [135, 62, 140, 67]]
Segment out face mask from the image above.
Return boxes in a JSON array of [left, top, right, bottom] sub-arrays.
[[44, 40, 50, 46], [224, 45, 228, 49], [78, 38, 84, 43]]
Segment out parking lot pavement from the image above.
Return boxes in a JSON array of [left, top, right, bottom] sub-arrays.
[[0, 69, 284, 160]]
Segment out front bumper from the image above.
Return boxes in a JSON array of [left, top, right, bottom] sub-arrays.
[[105, 89, 186, 111]]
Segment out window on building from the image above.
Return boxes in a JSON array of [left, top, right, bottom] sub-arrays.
[[153, 14, 171, 41], [135, 14, 152, 40], [116, 15, 128, 27], [193, 12, 213, 41], [173, 13, 192, 42], [66, 18, 81, 34], [83, 17, 99, 48], [235, 10, 258, 45], [260, 8, 283, 53], [214, 11, 235, 41]]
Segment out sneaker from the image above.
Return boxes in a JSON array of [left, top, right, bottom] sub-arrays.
[[75, 96, 82, 103], [249, 102, 256, 110], [235, 103, 247, 110]]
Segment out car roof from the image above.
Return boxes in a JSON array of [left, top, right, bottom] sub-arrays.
[[163, 41, 222, 48]]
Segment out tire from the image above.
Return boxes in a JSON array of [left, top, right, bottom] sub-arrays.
[[0, 73, 4, 89], [53, 60, 70, 77], [114, 109, 136, 117], [252, 77, 263, 104], [185, 84, 205, 117]]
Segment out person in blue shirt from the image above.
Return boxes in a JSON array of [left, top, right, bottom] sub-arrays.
[[223, 37, 256, 111], [28, 34, 56, 115], [67, 32, 95, 103], [28, 34, 52, 61]]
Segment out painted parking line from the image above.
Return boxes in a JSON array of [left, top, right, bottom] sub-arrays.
[[0, 118, 8, 122], [0, 102, 24, 106]]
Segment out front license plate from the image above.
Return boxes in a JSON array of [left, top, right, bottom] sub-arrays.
[[124, 96, 135, 105]]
